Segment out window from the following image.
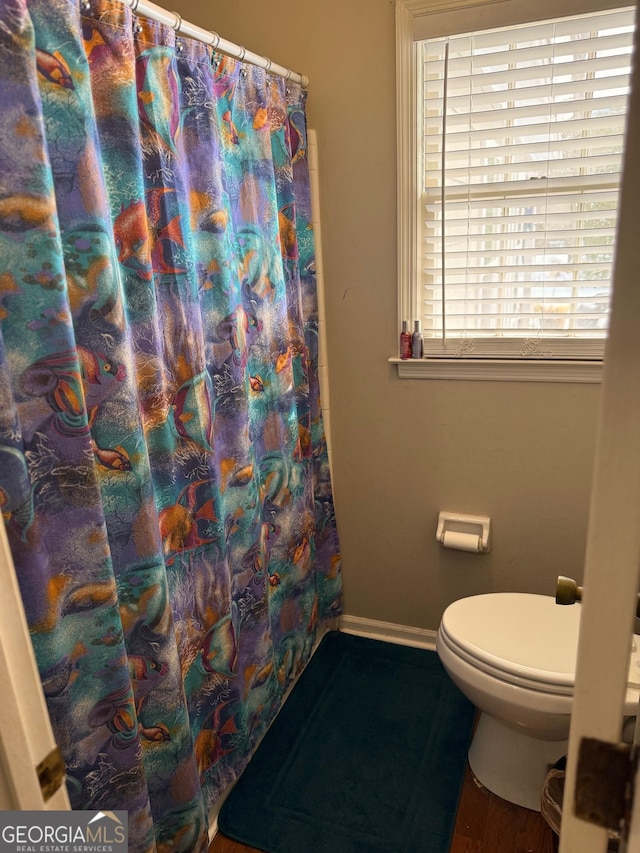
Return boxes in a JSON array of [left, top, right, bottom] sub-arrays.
[[396, 0, 636, 379]]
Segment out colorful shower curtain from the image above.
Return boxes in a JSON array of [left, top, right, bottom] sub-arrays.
[[0, 0, 342, 849]]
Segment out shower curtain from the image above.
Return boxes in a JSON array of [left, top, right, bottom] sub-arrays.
[[0, 0, 342, 850]]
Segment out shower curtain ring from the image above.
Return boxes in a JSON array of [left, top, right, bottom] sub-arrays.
[[285, 68, 292, 81], [210, 31, 220, 49], [238, 45, 246, 61], [264, 58, 272, 73], [130, 0, 140, 12], [172, 12, 182, 31]]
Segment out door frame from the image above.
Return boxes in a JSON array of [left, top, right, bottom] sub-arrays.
[[0, 517, 70, 810], [560, 6, 640, 849]]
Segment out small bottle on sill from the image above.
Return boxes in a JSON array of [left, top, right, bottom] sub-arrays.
[[400, 320, 412, 359], [411, 320, 423, 358]]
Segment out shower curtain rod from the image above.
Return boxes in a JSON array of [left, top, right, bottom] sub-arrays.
[[121, 0, 309, 87]]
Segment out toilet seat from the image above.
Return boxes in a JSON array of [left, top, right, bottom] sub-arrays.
[[438, 625, 575, 695], [438, 592, 625, 697], [439, 593, 640, 696]]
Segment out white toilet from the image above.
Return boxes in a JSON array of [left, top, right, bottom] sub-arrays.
[[436, 592, 640, 811]]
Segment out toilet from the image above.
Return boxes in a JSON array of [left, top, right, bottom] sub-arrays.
[[436, 592, 640, 811]]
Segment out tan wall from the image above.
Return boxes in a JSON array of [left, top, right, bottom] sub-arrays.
[[173, 0, 602, 630]]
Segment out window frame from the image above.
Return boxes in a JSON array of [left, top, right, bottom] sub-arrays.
[[394, 0, 632, 382]]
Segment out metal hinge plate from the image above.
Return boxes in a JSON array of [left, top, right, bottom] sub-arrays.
[[36, 745, 66, 802], [575, 737, 637, 834]]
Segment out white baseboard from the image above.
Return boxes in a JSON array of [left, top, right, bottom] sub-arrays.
[[339, 614, 437, 651]]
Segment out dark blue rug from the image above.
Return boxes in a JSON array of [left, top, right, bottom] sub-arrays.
[[218, 630, 475, 853]]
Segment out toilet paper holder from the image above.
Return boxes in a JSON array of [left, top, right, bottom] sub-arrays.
[[436, 511, 491, 553]]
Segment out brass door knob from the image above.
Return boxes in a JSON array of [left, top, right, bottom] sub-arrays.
[[556, 576, 640, 617], [556, 575, 583, 606]]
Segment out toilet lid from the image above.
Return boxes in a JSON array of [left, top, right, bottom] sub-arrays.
[[440, 593, 581, 688]]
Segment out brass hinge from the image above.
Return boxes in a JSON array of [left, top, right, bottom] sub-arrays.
[[36, 745, 66, 802], [575, 737, 638, 837]]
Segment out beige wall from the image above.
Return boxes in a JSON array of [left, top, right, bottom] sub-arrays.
[[173, 0, 602, 630]]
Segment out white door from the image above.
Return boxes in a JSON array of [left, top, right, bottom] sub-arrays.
[[559, 6, 640, 850], [0, 517, 70, 811]]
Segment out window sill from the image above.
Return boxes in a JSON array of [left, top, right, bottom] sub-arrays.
[[389, 357, 603, 383]]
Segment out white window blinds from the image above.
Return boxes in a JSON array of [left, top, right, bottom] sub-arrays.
[[420, 7, 635, 358]]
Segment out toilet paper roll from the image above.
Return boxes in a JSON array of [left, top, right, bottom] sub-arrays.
[[442, 531, 482, 552]]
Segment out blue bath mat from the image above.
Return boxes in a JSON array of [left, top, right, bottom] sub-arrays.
[[218, 630, 475, 853]]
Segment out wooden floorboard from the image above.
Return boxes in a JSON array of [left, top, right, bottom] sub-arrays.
[[209, 760, 558, 853], [208, 835, 263, 853]]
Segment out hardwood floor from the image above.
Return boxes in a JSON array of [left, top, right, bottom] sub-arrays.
[[209, 832, 262, 853], [208, 761, 557, 853], [449, 764, 556, 853]]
